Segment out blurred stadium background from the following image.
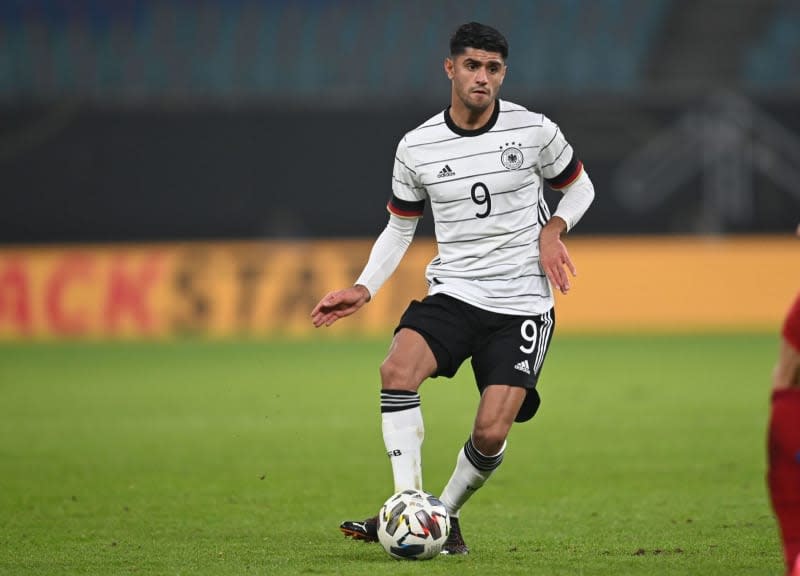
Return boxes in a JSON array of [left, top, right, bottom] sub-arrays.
[[0, 0, 798, 338], [1, 3, 798, 574]]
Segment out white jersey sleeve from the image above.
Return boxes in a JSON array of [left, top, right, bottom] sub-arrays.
[[354, 214, 418, 298], [552, 170, 595, 231], [387, 136, 427, 218], [538, 115, 592, 231], [539, 115, 584, 190], [354, 136, 427, 298]]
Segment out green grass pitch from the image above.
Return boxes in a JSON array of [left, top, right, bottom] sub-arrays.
[[0, 333, 786, 575]]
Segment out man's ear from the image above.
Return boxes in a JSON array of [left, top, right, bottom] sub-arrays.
[[444, 57, 454, 80]]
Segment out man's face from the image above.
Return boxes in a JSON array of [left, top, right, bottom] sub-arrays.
[[446, 48, 506, 112]]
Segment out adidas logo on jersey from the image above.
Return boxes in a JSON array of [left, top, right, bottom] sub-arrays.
[[514, 359, 531, 374], [437, 164, 455, 178]]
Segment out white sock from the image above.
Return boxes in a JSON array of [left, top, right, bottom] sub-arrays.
[[439, 437, 506, 517], [380, 390, 423, 492]]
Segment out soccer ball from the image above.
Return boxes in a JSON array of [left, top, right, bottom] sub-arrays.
[[377, 489, 450, 560]]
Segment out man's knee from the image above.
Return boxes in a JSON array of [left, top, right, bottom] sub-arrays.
[[380, 356, 417, 390], [379, 330, 436, 390]]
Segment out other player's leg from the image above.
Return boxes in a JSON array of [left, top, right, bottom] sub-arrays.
[[769, 386, 800, 573], [769, 337, 800, 573]]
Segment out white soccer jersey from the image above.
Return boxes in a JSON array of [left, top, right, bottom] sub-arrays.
[[389, 99, 584, 316]]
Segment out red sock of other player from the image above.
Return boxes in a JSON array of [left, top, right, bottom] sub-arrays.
[[768, 387, 800, 572]]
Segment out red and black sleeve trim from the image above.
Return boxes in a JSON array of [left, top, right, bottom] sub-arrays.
[[545, 156, 583, 190], [387, 194, 425, 218]]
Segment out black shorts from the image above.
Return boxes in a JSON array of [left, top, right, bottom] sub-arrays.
[[395, 293, 555, 422]]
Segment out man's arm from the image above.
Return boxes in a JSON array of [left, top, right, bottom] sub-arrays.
[[311, 214, 418, 327], [773, 340, 800, 389], [539, 170, 595, 294]]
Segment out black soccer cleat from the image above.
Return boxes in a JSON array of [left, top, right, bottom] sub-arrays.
[[339, 515, 379, 543], [441, 516, 469, 555]]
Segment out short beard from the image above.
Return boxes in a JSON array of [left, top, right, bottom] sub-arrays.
[[460, 92, 493, 114]]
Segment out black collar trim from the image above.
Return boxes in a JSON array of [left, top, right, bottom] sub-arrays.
[[444, 99, 500, 137]]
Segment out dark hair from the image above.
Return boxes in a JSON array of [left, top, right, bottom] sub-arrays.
[[449, 22, 508, 60]]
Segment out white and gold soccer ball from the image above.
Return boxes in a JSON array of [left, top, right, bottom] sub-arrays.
[[377, 489, 450, 560]]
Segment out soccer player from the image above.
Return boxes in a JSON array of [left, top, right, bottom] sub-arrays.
[[769, 286, 800, 575], [311, 22, 594, 555]]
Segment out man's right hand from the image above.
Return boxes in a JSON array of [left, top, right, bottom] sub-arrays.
[[311, 284, 371, 327]]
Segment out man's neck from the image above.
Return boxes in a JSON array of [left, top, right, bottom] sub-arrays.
[[449, 99, 496, 131]]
